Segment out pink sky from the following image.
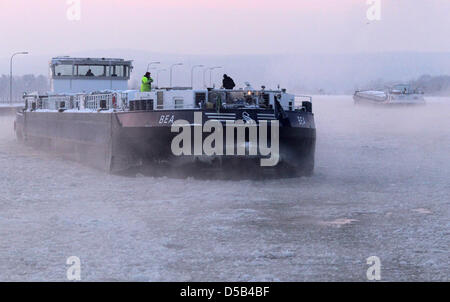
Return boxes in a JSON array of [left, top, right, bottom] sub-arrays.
[[0, 0, 449, 57]]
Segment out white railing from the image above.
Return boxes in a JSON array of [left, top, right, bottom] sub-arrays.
[[154, 104, 198, 110], [42, 95, 72, 110], [21, 91, 310, 112], [294, 95, 312, 110], [85, 93, 115, 110], [295, 95, 312, 103], [23, 92, 122, 111]]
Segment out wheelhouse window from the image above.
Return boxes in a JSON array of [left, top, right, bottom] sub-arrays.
[[110, 65, 123, 77], [76, 65, 106, 77], [110, 65, 129, 78], [54, 64, 73, 76]]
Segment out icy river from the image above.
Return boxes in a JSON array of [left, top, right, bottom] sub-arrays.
[[0, 96, 448, 281]]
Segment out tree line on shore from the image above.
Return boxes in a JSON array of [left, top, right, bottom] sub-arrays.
[[0, 74, 48, 103], [0, 73, 449, 103], [358, 75, 450, 95]]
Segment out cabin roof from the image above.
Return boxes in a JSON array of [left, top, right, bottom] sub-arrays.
[[50, 57, 133, 66]]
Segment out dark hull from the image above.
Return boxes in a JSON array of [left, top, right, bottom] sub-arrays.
[[15, 109, 316, 177]]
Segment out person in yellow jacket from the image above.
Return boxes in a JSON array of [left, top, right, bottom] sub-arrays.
[[140, 72, 154, 92]]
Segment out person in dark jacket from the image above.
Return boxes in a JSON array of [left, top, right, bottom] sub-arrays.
[[222, 74, 236, 90]]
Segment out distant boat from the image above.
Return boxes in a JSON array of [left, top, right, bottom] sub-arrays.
[[354, 84, 425, 105]]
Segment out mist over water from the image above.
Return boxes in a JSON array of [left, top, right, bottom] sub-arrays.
[[0, 96, 449, 281]]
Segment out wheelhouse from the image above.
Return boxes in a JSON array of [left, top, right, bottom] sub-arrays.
[[390, 84, 423, 95], [50, 57, 133, 93]]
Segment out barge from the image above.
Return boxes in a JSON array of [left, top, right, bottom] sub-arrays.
[[354, 84, 425, 106], [15, 57, 316, 177]]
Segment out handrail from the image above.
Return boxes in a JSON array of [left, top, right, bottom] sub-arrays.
[[153, 104, 199, 110], [21, 91, 312, 112], [23, 92, 122, 111], [295, 95, 312, 103]]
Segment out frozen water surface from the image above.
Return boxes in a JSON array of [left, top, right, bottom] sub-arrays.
[[0, 96, 449, 281]]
